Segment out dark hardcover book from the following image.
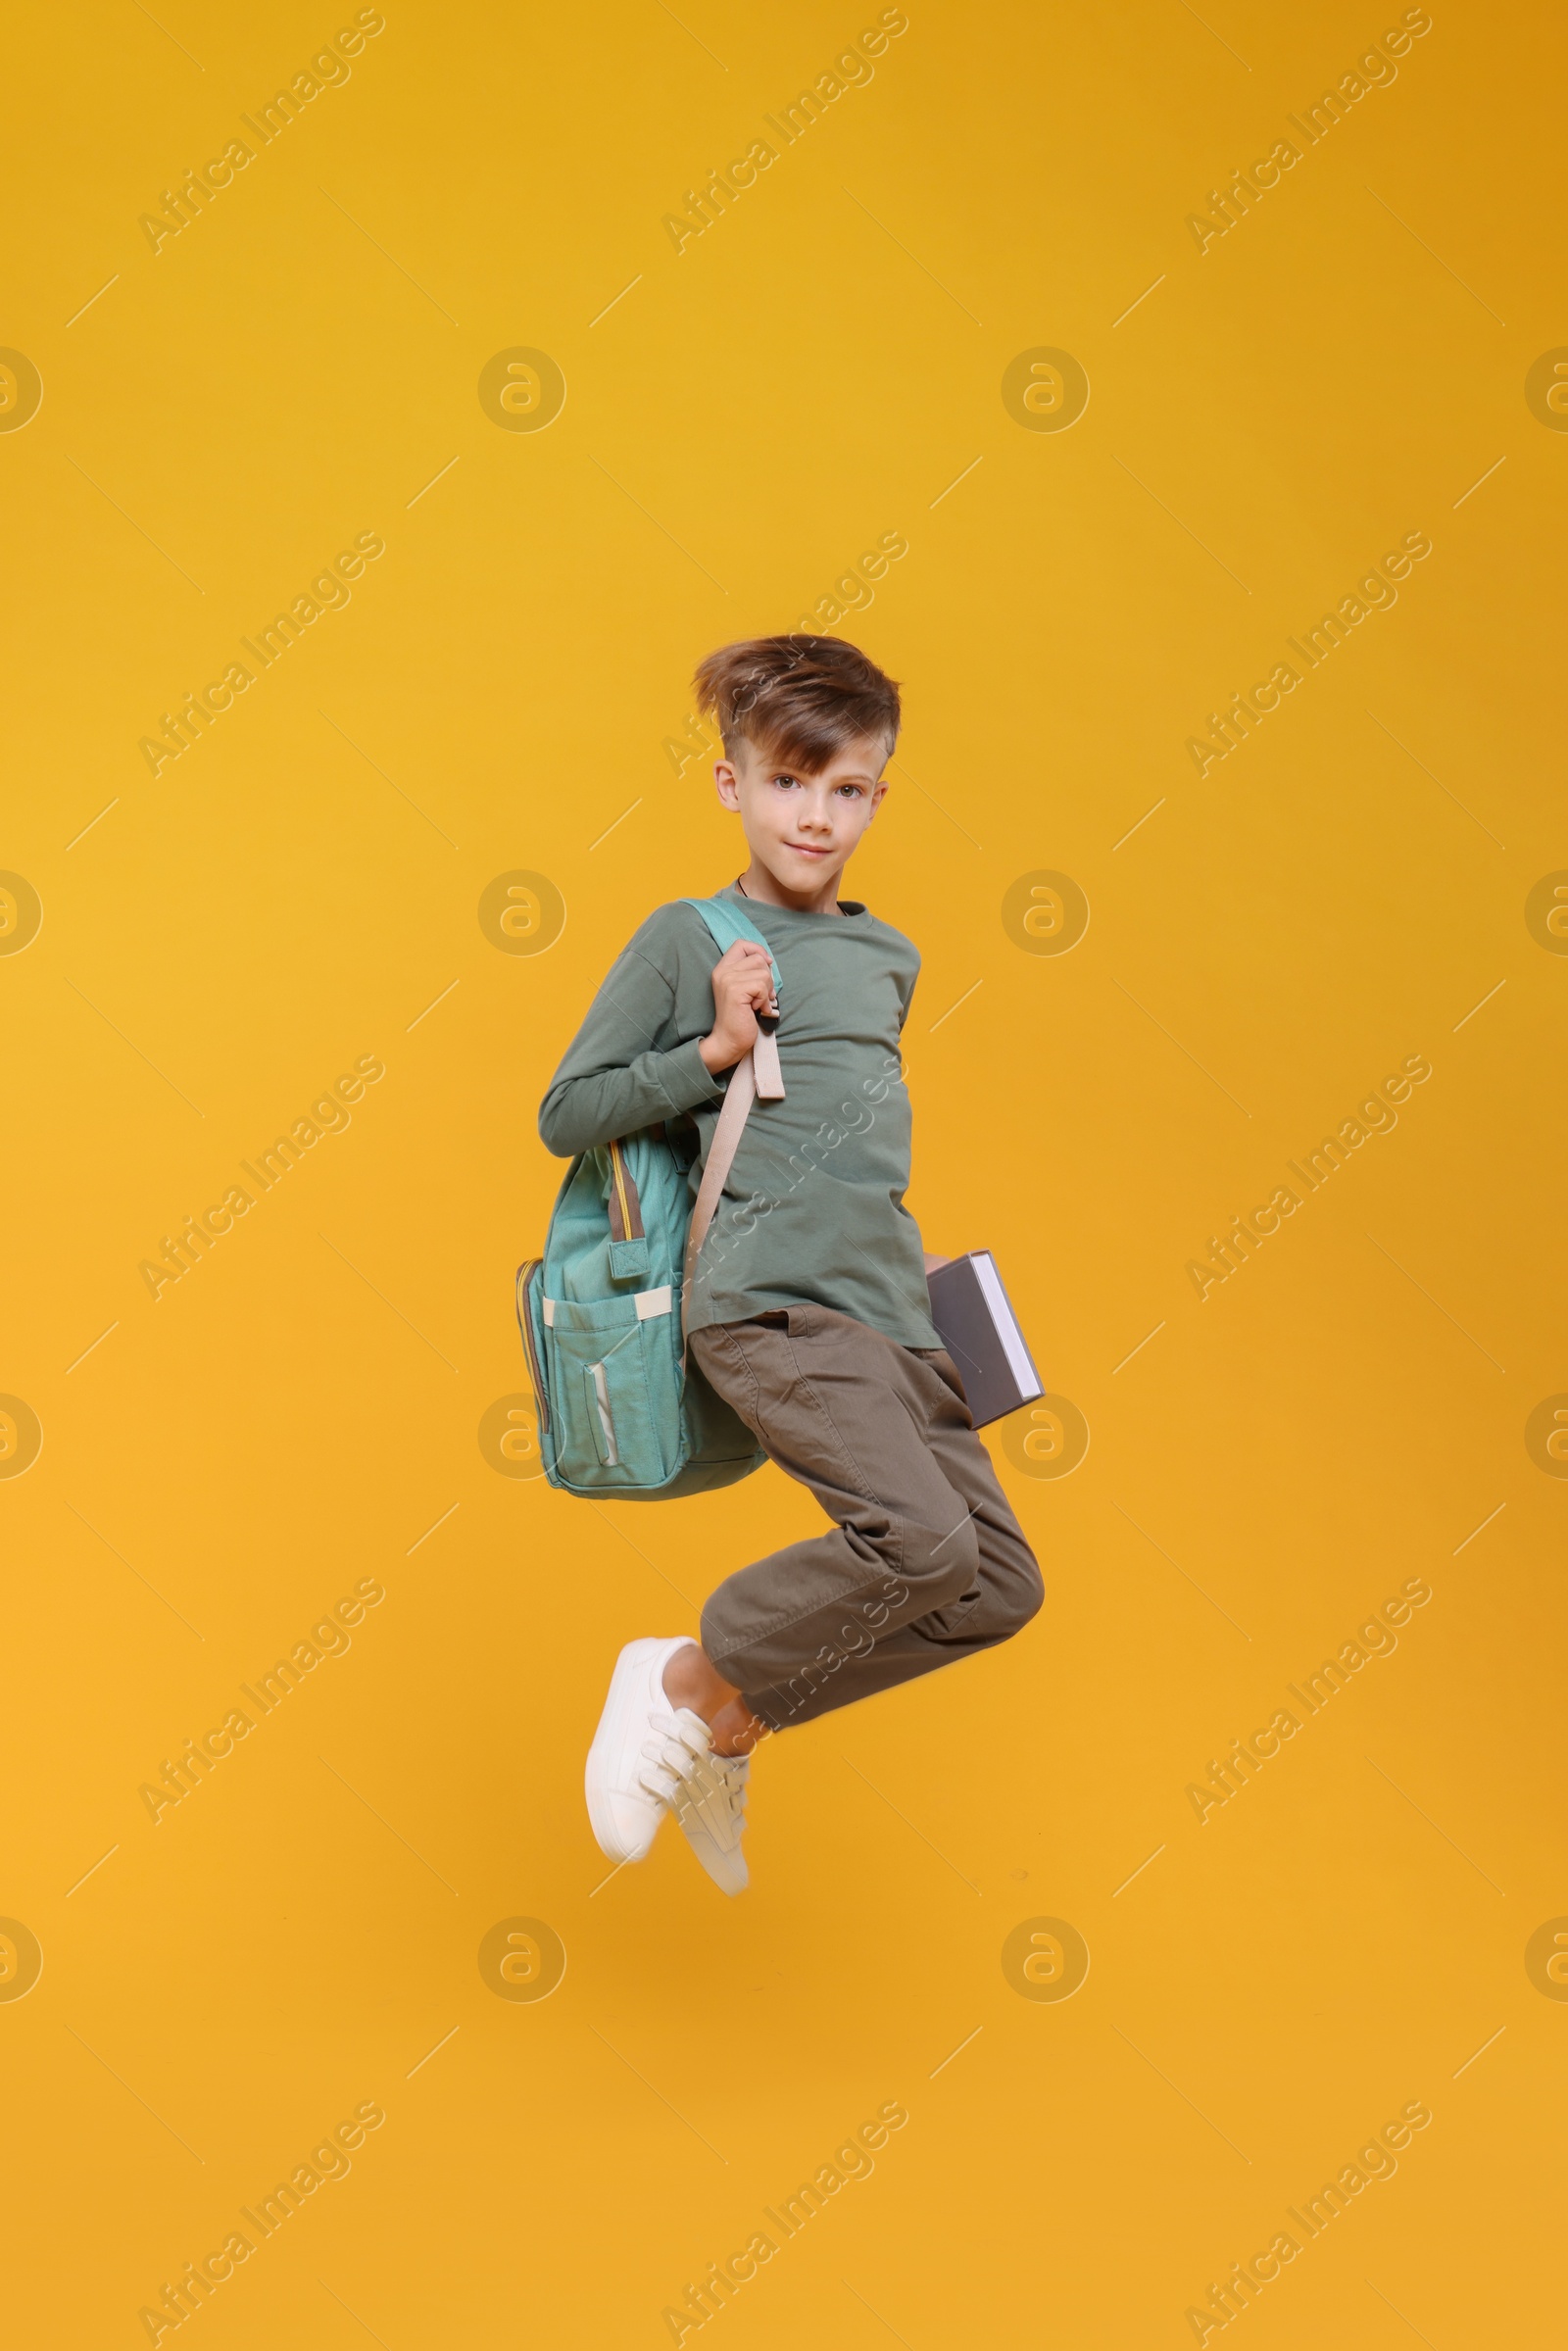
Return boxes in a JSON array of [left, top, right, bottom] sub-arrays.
[[925, 1251, 1045, 1428]]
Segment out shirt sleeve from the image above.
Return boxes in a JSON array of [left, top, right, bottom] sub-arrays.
[[896, 939, 920, 1033], [537, 923, 724, 1157]]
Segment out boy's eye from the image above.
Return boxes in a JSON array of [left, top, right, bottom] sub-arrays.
[[769, 773, 800, 790]]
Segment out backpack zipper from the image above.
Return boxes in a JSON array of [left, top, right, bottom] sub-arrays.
[[608, 1139, 642, 1241]]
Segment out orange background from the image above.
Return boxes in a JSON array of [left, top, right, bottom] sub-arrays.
[[4, 0, 1566, 2342]]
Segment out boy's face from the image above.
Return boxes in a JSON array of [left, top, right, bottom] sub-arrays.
[[712, 733, 890, 899]]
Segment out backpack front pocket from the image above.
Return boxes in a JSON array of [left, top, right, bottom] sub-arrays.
[[543, 1293, 684, 1492]]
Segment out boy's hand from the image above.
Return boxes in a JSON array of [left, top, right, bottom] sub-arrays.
[[923, 1253, 952, 1275], [699, 942, 777, 1074]]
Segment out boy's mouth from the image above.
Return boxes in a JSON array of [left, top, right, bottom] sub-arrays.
[[785, 842, 832, 858]]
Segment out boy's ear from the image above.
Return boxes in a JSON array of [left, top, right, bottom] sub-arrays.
[[712, 757, 742, 810]]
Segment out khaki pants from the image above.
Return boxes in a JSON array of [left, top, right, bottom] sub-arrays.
[[689, 1304, 1043, 1732]]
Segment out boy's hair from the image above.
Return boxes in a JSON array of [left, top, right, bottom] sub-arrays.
[[693, 635, 901, 773]]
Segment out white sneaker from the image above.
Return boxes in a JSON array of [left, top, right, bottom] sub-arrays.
[[670, 1745, 749, 1897], [584, 1637, 693, 1863]]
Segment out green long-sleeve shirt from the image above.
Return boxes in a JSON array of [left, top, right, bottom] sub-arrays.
[[538, 882, 940, 1347]]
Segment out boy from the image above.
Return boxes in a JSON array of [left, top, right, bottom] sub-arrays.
[[539, 636, 1042, 1893]]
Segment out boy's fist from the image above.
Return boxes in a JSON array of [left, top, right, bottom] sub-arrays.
[[699, 941, 777, 1074]]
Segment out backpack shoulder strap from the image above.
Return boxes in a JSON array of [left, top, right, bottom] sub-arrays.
[[676, 896, 787, 1347], [681, 895, 781, 1000], [681, 892, 784, 1101], [680, 1053, 760, 1347]]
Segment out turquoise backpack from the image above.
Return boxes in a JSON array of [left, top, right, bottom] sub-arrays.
[[515, 897, 783, 1499]]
